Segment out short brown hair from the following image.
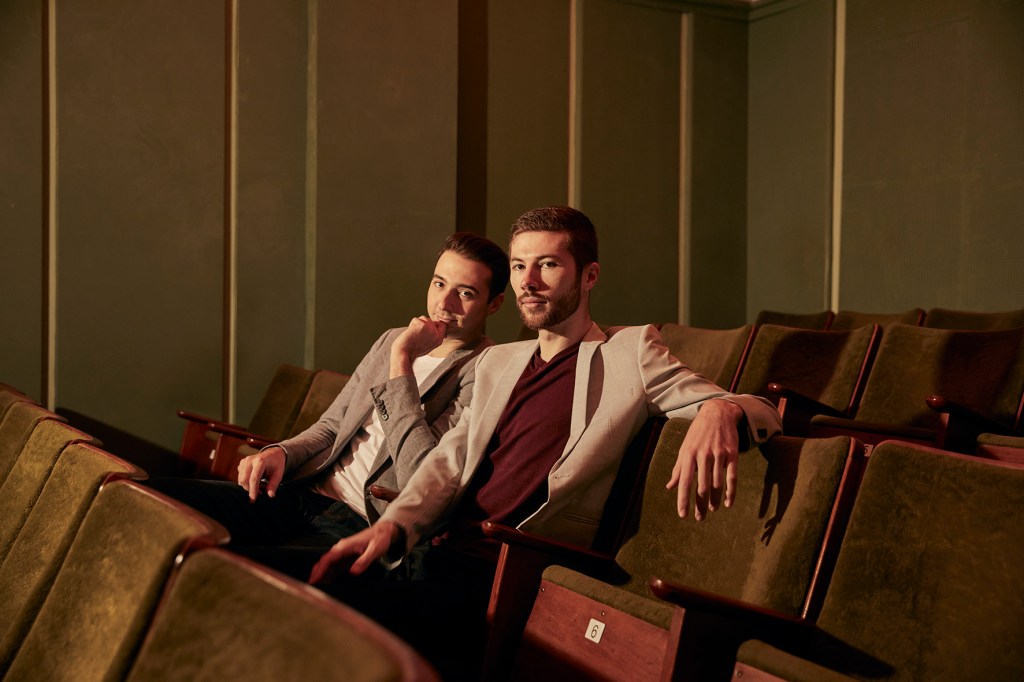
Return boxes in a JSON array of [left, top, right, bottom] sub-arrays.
[[439, 232, 510, 301], [509, 206, 598, 272]]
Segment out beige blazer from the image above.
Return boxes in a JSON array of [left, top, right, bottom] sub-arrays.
[[382, 323, 782, 552]]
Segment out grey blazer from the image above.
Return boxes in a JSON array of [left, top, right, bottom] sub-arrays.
[[276, 328, 490, 522], [382, 323, 784, 553]]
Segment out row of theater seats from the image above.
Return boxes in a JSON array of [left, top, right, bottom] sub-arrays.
[[0, 385, 438, 681], [6, 370, 1024, 680], [480, 419, 1024, 680], [754, 305, 1024, 331], [658, 318, 1024, 460]]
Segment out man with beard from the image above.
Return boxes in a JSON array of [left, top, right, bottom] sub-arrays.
[[308, 206, 782, 680]]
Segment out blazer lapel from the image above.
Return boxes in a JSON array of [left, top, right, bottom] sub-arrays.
[[556, 323, 608, 467]]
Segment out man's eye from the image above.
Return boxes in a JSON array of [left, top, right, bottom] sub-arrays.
[[459, 290, 475, 299]]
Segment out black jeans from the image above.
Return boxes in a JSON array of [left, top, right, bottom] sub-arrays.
[[145, 477, 369, 580]]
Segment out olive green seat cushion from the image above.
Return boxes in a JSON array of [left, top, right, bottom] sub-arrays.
[[734, 323, 878, 414], [923, 307, 1024, 330], [0, 443, 143, 671], [0, 401, 63, 487], [543, 419, 853, 628], [829, 309, 923, 331], [247, 363, 316, 441], [0, 419, 95, 566], [126, 549, 423, 681], [658, 324, 754, 391], [736, 440, 1024, 680], [755, 310, 833, 330], [3, 480, 227, 681]]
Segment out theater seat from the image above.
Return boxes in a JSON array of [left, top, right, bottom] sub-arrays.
[[828, 308, 924, 330], [732, 440, 1024, 680], [923, 306, 1024, 330], [658, 323, 755, 391], [0, 443, 145, 670], [1, 480, 228, 680], [125, 548, 439, 681], [0, 419, 97, 566], [755, 309, 834, 330], [177, 363, 315, 477], [0, 401, 65, 487], [487, 419, 859, 681]]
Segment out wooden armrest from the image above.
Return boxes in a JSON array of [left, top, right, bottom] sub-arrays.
[[768, 384, 846, 418], [244, 435, 274, 449], [650, 577, 810, 631], [925, 395, 1020, 436], [482, 522, 613, 567], [176, 409, 259, 440], [368, 484, 399, 502]]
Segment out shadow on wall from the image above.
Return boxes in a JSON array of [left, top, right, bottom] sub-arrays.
[[55, 408, 180, 478]]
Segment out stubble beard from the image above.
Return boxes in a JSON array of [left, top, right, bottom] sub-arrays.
[[517, 280, 582, 331]]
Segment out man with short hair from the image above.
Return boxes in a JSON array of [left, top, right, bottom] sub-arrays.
[[309, 206, 782, 680], [148, 232, 508, 577]]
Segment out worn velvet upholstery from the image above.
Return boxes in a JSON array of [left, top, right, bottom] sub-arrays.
[[923, 307, 1024, 330], [246, 363, 316, 441], [814, 324, 1024, 432], [0, 419, 95, 565], [736, 441, 1024, 680], [0, 388, 31, 424], [3, 480, 228, 681], [755, 310, 834, 330], [286, 369, 352, 437], [126, 549, 437, 681], [542, 418, 854, 627], [658, 323, 753, 391], [0, 401, 64, 487], [0, 443, 144, 671], [733, 324, 878, 414], [829, 309, 924, 331]]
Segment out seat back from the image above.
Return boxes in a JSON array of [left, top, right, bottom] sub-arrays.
[[923, 306, 1024, 330], [0, 401, 65, 487], [246, 363, 316, 441], [2, 480, 228, 681], [829, 308, 924, 330], [854, 324, 1024, 429], [0, 386, 35, 423], [812, 441, 1024, 679], [658, 324, 755, 391], [0, 419, 96, 566], [0, 443, 145, 671], [288, 368, 352, 437], [734, 324, 880, 416], [754, 309, 833, 330], [613, 419, 857, 617], [125, 548, 438, 681]]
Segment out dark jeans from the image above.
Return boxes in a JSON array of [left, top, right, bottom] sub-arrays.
[[145, 478, 369, 580], [319, 542, 497, 682]]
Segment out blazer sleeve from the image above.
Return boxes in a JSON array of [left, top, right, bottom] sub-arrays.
[[274, 330, 393, 472], [636, 325, 782, 444], [369, 353, 478, 490]]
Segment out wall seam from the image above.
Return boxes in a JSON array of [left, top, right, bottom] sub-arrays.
[[829, 0, 845, 311], [568, 0, 582, 206], [225, 0, 239, 421], [44, 0, 57, 409], [304, 0, 318, 368], [678, 12, 693, 325]]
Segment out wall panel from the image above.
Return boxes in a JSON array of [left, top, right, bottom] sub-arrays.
[[315, 0, 459, 372], [0, 0, 44, 399], [55, 0, 225, 450]]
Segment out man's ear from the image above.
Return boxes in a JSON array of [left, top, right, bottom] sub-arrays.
[[581, 262, 600, 292], [487, 292, 505, 315]]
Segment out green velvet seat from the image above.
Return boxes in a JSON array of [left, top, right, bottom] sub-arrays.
[[0, 401, 64, 487], [975, 431, 1024, 464], [809, 324, 1024, 453], [0, 385, 34, 423], [732, 324, 880, 435], [828, 308, 924, 331], [754, 310, 834, 330], [923, 306, 1024, 330], [177, 362, 315, 478], [507, 419, 859, 681], [125, 548, 439, 681], [0, 443, 145, 672], [733, 440, 1024, 681], [657, 323, 755, 391], [2, 479, 228, 681], [0, 419, 96, 566]]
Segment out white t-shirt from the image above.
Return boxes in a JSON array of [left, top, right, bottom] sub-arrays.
[[311, 354, 446, 520]]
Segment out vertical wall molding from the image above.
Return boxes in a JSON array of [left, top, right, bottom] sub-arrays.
[[568, 0, 582, 206], [829, 0, 845, 311], [44, 0, 58, 409], [678, 12, 693, 325], [304, 0, 318, 369], [224, 0, 239, 421]]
